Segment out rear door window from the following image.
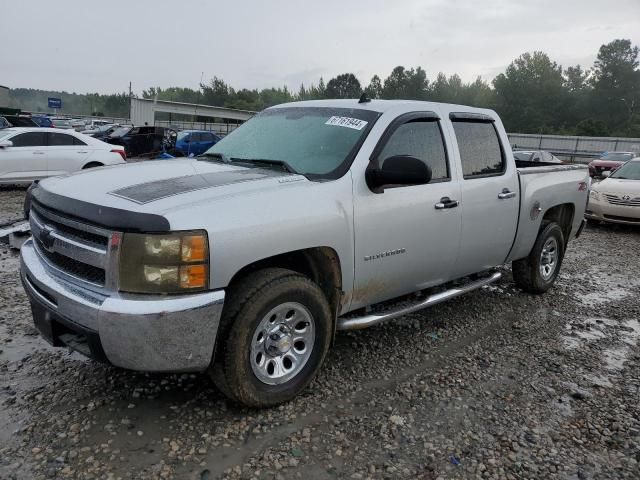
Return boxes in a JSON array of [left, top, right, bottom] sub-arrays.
[[11, 132, 47, 147], [451, 121, 505, 178], [48, 132, 76, 146]]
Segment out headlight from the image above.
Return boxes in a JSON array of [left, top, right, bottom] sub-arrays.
[[119, 231, 209, 293], [589, 189, 601, 201]]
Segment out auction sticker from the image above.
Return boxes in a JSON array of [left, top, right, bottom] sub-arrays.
[[325, 116, 368, 130]]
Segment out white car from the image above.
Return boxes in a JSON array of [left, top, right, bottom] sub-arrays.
[[586, 158, 640, 225], [0, 128, 126, 185]]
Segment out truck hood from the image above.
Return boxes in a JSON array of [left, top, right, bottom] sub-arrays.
[[33, 159, 309, 231]]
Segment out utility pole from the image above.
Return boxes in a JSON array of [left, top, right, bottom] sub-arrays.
[[128, 81, 132, 122]]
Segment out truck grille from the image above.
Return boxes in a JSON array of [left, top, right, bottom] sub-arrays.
[[30, 203, 112, 287], [604, 194, 640, 207]]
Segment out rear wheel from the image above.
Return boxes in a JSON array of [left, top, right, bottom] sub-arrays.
[[82, 162, 103, 169], [210, 268, 333, 407], [512, 222, 565, 294]]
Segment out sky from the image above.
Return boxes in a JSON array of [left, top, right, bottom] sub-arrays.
[[1, 0, 639, 95]]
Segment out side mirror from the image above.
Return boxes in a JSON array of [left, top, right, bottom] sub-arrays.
[[602, 170, 611, 178], [366, 155, 432, 192], [0, 140, 13, 148]]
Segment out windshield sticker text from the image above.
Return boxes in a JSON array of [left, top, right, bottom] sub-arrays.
[[325, 116, 368, 130]]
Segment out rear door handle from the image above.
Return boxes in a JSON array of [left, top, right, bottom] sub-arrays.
[[435, 197, 459, 210], [32, 151, 45, 155], [77, 151, 89, 154], [498, 189, 517, 199]]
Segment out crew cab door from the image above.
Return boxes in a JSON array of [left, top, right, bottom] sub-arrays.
[[352, 113, 462, 310], [448, 114, 519, 278], [0, 131, 48, 183]]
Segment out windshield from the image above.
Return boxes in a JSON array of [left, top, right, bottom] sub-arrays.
[[204, 107, 379, 178], [599, 152, 634, 161], [610, 161, 640, 180]]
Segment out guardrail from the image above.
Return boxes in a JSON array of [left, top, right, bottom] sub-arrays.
[[508, 133, 640, 163]]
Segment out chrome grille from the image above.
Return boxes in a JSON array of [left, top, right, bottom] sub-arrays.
[[604, 193, 640, 207], [30, 204, 113, 287]]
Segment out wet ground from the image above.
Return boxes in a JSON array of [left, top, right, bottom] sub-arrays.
[[1, 186, 639, 479]]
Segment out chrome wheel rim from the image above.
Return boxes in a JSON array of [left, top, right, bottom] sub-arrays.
[[539, 237, 558, 280], [250, 302, 315, 385]]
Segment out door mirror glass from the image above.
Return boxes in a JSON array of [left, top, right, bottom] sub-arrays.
[[366, 155, 432, 192], [0, 140, 13, 148], [602, 170, 611, 178]]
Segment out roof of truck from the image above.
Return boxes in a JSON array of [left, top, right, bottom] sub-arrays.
[[271, 98, 495, 116]]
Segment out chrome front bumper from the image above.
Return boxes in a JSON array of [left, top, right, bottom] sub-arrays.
[[20, 239, 225, 372]]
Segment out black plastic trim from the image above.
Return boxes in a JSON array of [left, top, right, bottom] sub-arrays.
[[31, 186, 171, 232], [449, 112, 495, 122]]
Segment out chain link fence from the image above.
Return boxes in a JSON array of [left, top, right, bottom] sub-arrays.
[[508, 133, 640, 163]]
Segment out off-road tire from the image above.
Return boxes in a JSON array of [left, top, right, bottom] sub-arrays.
[[512, 221, 565, 294], [210, 268, 332, 407]]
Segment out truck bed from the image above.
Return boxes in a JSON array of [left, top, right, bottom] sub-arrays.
[[507, 162, 589, 262]]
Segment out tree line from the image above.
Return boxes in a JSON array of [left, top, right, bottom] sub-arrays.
[[7, 39, 639, 137]]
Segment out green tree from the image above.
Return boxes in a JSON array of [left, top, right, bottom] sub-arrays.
[[325, 73, 362, 98], [381, 66, 429, 100], [591, 39, 640, 133], [364, 75, 383, 99], [493, 52, 567, 133]]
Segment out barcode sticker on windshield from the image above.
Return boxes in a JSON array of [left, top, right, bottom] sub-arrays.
[[325, 116, 368, 130]]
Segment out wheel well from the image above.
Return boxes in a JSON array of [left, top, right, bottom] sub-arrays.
[[82, 161, 104, 169], [542, 204, 575, 242], [228, 247, 343, 315]]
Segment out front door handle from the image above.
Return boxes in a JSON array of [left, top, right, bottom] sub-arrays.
[[77, 151, 89, 154], [32, 151, 45, 155], [498, 189, 517, 200], [435, 197, 459, 210]]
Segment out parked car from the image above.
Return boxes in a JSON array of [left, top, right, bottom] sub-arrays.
[[71, 119, 88, 131], [105, 125, 176, 157], [0, 117, 10, 129], [20, 99, 588, 407], [513, 150, 563, 164], [0, 127, 126, 184], [3, 115, 39, 127], [585, 157, 640, 225], [588, 151, 636, 177], [31, 116, 53, 128], [49, 118, 74, 129], [81, 123, 119, 139], [175, 130, 221, 156], [84, 119, 113, 130]]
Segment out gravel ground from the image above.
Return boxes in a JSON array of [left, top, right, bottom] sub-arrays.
[[1, 186, 639, 480]]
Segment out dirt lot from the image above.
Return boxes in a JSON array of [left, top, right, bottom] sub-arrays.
[[1, 185, 639, 480]]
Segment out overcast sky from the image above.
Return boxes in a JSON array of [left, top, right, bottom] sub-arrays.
[[2, 0, 639, 95]]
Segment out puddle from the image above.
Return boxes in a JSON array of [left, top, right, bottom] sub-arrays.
[[602, 319, 640, 371], [570, 267, 640, 306], [562, 318, 615, 349]]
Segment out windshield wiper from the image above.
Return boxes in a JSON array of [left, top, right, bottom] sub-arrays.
[[199, 152, 230, 163], [230, 157, 299, 174]]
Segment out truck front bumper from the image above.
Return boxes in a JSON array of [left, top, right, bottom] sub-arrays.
[[20, 239, 225, 372]]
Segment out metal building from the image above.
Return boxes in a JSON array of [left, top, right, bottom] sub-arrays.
[[130, 98, 254, 127]]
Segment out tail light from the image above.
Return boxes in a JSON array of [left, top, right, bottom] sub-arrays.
[[111, 149, 126, 161]]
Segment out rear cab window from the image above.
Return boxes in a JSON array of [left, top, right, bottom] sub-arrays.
[[450, 113, 505, 179]]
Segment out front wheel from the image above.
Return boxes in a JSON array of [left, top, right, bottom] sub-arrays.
[[512, 222, 565, 294], [210, 268, 333, 407]]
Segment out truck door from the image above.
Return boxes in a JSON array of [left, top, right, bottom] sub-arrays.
[[352, 112, 462, 310], [448, 114, 519, 278]]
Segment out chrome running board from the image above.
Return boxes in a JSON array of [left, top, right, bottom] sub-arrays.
[[337, 271, 502, 330]]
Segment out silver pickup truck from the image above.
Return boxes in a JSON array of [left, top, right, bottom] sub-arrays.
[[20, 99, 589, 407]]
